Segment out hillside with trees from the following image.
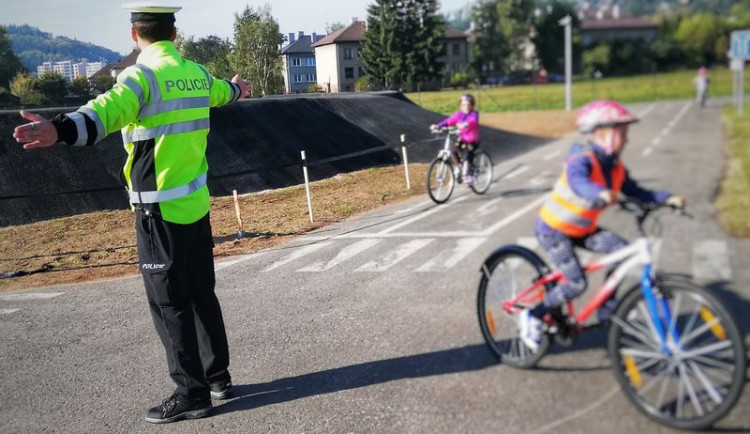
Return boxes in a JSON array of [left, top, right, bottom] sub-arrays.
[[4, 24, 124, 71]]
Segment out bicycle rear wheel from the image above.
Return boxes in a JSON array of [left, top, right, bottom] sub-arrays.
[[477, 247, 551, 368], [608, 280, 746, 430], [470, 151, 493, 194], [427, 157, 455, 204]]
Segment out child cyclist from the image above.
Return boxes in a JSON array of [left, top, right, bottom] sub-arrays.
[[430, 94, 480, 182], [520, 100, 686, 351]]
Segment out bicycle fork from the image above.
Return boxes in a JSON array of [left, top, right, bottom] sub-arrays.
[[639, 265, 680, 355]]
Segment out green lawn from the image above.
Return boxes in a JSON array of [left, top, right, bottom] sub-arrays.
[[406, 68, 749, 114], [718, 107, 750, 238]]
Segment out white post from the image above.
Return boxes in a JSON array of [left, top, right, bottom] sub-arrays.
[[400, 134, 411, 190], [559, 15, 573, 111], [232, 189, 246, 238], [301, 150, 314, 222], [740, 63, 745, 116]]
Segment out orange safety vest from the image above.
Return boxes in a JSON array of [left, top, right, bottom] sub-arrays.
[[539, 150, 626, 237]]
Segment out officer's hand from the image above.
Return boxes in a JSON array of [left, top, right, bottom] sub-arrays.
[[231, 75, 252, 98], [666, 195, 686, 209], [13, 111, 58, 150]]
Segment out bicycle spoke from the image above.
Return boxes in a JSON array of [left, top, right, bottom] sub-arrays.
[[613, 316, 662, 351], [638, 301, 662, 345], [668, 292, 683, 339], [621, 348, 667, 360], [654, 367, 674, 411], [678, 363, 705, 417], [680, 316, 723, 348], [686, 360, 723, 405], [681, 340, 732, 360], [681, 304, 701, 345], [621, 337, 661, 354]]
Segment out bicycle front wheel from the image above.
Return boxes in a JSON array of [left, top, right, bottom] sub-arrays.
[[427, 157, 455, 204], [478, 248, 551, 368], [609, 280, 746, 430], [470, 151, 493, 194]]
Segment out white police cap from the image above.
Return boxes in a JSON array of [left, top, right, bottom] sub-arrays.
[[123, 3, 182, 23]]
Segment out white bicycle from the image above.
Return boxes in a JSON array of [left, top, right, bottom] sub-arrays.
[[427, 127, 493, 204]]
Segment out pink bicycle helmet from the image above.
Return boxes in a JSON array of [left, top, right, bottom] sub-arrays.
[[576, 100, 638, 133]]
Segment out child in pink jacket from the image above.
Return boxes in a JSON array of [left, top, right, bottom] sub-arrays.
[[431, 94, 480, 172]]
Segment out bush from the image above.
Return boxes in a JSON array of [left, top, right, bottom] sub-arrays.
[[354, 77, 369, 92], [449, 72, 469, 89], [306, 83, 322, 93], [10, 72, 44, 106]]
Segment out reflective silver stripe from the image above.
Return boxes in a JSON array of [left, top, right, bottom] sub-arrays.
[[76, 106, 105, 144], [123, 118, 210, 143], [543, 197, 593, 228], [66, 112, 88, 146], [119, 77, 146, 111], [139, 96, 210, 117], [131, 64, 161, 104], [230, 82, 242, 103], [554, 180, 596, 209], [128, 172, 208, 204], [197, 65, 213, 87]]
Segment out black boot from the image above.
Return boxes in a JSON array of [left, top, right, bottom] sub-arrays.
[[145, 393, 212, 424]]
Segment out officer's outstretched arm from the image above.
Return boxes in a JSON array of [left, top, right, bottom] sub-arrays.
[[49, 66, 150, 147], [201, 66, 246, 108]]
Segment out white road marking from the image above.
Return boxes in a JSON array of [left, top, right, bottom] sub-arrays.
[[215, 252, 268, 272], [692, 240, 732, 282], [503, 165, 530, 180], [481, 195, 547, 236], [476, 197, 504, 217], [297, 239, 382, 272], [530, 386, 620, 433], [0, 292, 64, 301], [395, 200, 432, 214], [637, 104, 656, 118], [0, 308, 20, 315], [356, 239, 434, 272], [379, 196, 467, 234], [542, 150, 562, 161], [415, 238, 485, 272], [528, 170, 552, 187], [651, 135, 662, 145], [516, 237, 539, 251], [263, 242, 332, 272], [641, 147, 653, 157]]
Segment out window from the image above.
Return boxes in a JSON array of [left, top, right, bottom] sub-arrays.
[[306, 73, 316, 82], [293, 74, 303, 83], [306, 57, 316, 66], [292, 58, 303, 67], [343, 48, 353, 60], [344, 67, 354, 79], [452, 43, 461, 56]]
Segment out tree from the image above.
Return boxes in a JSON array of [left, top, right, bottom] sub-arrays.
[[532, 1, 580, 73], [361, 0, 445, 90], [444, 4, 472, 31], [69, 76, 92, 102], [91, 74, 115, 93], [582, 44, 610, 75], [496, 0, 536, 71], [35, 72, 69, 105], [325, 22, 345, 34], [176, 33, 234, 79], [10, 72, 44, 106], [229, 4, 285, 96], [0, 26, 25, 90], [674, 12, 728, 65], [470, 0, 506, 78]]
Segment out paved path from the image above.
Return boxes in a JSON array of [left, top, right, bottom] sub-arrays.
[[1, 100, 749, 434]]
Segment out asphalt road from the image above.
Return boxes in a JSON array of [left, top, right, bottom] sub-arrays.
[[1, 99, 749, 434]]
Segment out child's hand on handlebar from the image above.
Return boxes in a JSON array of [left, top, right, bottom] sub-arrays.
[[430, 124, 438, 131], [666, 195, 686, 209], [598, 189, 616, 206]]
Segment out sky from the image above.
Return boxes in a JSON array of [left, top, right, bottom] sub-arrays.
[[1, 0, 472, 55]]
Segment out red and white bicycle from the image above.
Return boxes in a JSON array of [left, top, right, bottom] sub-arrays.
[[477, 199, 746, 430]]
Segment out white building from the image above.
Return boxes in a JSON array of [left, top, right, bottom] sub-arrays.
[[52, 61, 73, 81], [37, 62, 53, 77], [313, 19, 366, 93], [73, 62, 104, 80]]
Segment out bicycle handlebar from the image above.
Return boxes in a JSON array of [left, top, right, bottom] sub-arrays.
[[618, 196, 691, 236], [430, 126, 460, 134]]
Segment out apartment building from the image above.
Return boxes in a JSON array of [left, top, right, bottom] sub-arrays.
[[313, 19, 366, 93], [280, 31, 324, 93], [439, 29, 470, 76]]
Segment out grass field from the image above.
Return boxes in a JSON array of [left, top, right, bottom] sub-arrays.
[[718, 107, 750, 238], [407, 68, 749, 114]]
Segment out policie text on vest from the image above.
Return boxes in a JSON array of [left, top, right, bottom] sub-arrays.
[[165, 78, 210, 93]]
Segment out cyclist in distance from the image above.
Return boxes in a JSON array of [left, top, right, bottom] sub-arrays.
[[430, 94, 480, 181], [520, 100, 686, 351]]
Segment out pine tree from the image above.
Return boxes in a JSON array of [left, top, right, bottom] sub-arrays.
[[0, 26, 25, 90]]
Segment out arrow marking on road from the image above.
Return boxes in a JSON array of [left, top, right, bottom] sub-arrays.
[[298, 239, 383, 272], [356, 238, 434, 272], [415, 238, 486, 272], [263, 242, 333, 272]]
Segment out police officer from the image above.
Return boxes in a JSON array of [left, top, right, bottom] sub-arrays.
[[13, 4, 251, 424]]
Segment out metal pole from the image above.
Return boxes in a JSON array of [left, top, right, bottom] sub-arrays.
[[559, 15, 572, 111], [740, 63, 745, 116], [400, 134, 411, 190], [301, 150, 314, 222]]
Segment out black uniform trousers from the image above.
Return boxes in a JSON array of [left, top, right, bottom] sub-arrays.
[[136, 210, 230, 401]]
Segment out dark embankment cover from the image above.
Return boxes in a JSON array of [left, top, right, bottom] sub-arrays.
[[0, 91, 546, 227]]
